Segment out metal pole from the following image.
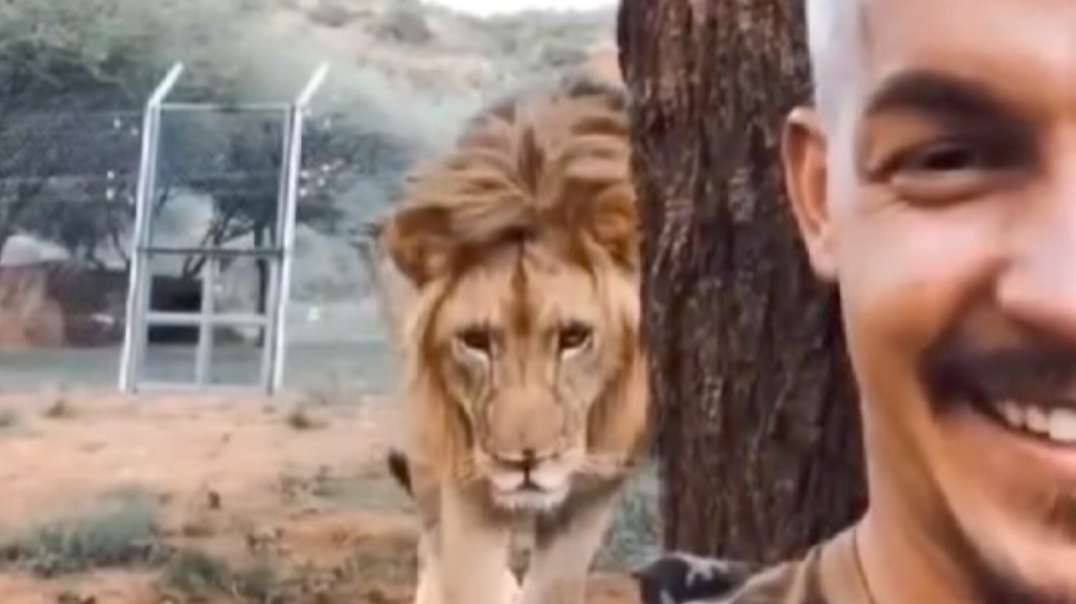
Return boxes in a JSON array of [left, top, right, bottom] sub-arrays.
[[131, 101, 173, 388], [160, 101, 291, 112], [195, 254, 216, 388], [297, 63, 331, 107], [269, 63, 330, 393], [118, 63, 184, 392], [262, 109, 293, 392], [271, 105, 302, 393]]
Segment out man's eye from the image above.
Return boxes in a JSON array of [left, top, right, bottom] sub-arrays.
[[904, 142, 985, 172], [887, 138, 1023, 202], [894, 136, 1021, 174]]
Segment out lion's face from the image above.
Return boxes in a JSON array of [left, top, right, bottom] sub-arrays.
[[431, 238, 627, 510], [381, 77, 647, 513]]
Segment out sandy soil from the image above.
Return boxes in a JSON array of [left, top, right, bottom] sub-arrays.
[[0, 387, 641, 604]]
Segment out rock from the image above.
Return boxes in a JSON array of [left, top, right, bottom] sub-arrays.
[[0, 263, 66, 349], [0, 261, 130, 349]]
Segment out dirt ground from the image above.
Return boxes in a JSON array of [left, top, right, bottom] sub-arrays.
[[0, 386, 642, 604]]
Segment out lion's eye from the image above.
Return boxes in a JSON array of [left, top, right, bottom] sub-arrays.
[[458, 328, 492, 353], [558, 322, 592, 352]]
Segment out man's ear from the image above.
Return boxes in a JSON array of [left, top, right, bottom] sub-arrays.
[[782, 107, 837, 282]]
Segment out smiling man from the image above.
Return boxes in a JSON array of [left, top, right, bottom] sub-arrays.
[[636, 0, 1076, 603]]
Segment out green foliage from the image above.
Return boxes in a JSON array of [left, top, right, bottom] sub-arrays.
[[152, 108, 368, 267], [482, 8, 612, 71], [0, 0, 606, 271], [1, 491, 166, 577], [233, 561, 284, 602], [0, 0, 419, 267], [0, 1, 189, 258], [0, 0, 245, 112], [0, 0, 270, 259], [160, 549, 232, 598], [379, 5, 434, 45], [594, 465, 663, 572], [162, 549, 285, 602]]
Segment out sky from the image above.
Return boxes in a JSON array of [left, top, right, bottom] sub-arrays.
[[424, 0, 616, 17]]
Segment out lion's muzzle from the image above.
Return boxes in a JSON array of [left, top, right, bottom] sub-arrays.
[[482, 448, 577, 511]]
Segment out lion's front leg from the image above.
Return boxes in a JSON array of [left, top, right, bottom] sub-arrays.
[[414, 530, 442, 604], [438, 482, 515, 604], [519, 489, 619, 604]]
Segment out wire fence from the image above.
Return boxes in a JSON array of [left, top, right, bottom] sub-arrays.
[[0, 104, 406, 394]]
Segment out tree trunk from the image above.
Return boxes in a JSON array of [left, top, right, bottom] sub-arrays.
[[617, 0, 867, 565], [254, 225, 269, 348]]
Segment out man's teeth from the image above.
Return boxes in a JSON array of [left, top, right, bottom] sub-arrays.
[[995, 401, 1076, 443]]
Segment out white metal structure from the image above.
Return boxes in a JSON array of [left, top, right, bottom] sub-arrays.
[[118, 63, 330, 394]]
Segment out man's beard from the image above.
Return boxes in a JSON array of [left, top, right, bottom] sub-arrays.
[[976, 563, 1076, 604], [919, 322, 1076, 417], [918, 323, 1076, 604]]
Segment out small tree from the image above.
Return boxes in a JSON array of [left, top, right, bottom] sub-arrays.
[[0, 0, 263, 263], [154, 109, 378, 321]]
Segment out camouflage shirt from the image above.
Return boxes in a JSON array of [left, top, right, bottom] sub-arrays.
[[636, 528, 872, 604]]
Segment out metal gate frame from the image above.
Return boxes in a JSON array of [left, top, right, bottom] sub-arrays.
[[118, 62, 330, 394]]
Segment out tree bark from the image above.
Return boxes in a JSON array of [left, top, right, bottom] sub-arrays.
[[618, 0, 867, 565]]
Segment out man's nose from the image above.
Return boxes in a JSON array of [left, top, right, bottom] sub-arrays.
[[997, 196, 1076, 341]]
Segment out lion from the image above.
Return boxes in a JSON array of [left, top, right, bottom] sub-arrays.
[[376, 75, 650, 604]]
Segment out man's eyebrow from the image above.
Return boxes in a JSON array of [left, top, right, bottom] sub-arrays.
[[864, 70, 1014, 119]]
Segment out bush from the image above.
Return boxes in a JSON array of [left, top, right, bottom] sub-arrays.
[[286, 405, 328, 431], [379, 7, 433, 45], [308, 0, 357, 28], [594, 464, 663, 572], [0, 409, 18, 429], [160, 549, 232, 598], [162, 549, 285, 602], [43, 397, 76, 419], [2, 491, 166, 577]]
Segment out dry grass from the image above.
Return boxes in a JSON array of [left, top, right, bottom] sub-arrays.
[[43, 396, 77, 420], [1, 490, 167, 578], [0, 408, 18, 429], [285, 405, 329, 431], [160, 549, 285, 602], [0, 387, 642, 604]]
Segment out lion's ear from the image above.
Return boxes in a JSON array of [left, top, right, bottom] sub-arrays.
[[585, 183, 640, 272], [382, 204, 457, 287]]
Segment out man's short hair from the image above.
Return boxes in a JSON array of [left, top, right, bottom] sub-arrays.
[[804, 0, 862, 123]]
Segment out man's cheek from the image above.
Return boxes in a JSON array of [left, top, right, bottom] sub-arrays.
[[837, 212, 1002, 354], [838, 248, 941, 363]]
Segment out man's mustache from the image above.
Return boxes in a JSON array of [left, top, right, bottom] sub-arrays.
[[921, 331, 1076, 406]]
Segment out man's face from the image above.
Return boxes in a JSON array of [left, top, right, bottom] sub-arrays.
[[786, 0, 1076, 599]]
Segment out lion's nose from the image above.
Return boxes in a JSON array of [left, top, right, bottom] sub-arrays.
[[488, 395, 566, 458], [520, 448, 537, 472], [494, 448, 541, 472]]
